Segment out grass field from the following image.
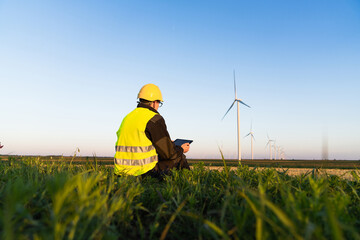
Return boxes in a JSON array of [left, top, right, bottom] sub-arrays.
[[1, 155, 360, 169], [1, 155, 360, 239]]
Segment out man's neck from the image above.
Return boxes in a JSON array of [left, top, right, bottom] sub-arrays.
[[137, 102, 158, 113]]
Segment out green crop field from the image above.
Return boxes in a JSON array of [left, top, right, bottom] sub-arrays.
[[2, 155, 360, 169], [1, 156, 360, 239]]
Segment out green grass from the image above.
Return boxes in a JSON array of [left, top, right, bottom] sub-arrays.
[[0, 156, 360, 239], [2, 155, 360, 169]]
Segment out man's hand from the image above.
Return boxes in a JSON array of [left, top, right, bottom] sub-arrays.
[[181, 143, 190, 153]]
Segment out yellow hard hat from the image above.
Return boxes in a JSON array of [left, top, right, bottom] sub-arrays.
[[137, 84, 163, 102]]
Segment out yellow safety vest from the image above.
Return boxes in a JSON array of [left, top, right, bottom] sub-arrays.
[[114, 107, 158, 176]]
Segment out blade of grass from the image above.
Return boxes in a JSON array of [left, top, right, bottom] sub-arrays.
[[182, 211, 230, 240], [160, 198, 187, 240], [219, 147, 229, 178]]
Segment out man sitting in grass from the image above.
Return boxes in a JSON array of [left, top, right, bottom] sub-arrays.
[[114, 83, 190, 179]]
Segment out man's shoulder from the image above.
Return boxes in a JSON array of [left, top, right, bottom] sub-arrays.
[[149, 114, 164, 124]]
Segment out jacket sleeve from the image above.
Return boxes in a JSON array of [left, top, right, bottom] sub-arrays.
[[145, 114, 184, 162]]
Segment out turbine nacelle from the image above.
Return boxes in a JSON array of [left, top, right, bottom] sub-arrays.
[[222, 99, 251, 120], [244, 132, 255, 140]]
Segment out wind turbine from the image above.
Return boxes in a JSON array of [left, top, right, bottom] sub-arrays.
[[266, 134, 274, 160], [222, 70, 251, 161], [272, 140, 277, 160], [244, 122, 255, 160], [277, 146, 284, 160], [280, 148, 286, 160]]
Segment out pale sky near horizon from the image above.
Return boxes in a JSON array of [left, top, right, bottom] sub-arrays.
[[1, 0, 360, 160]]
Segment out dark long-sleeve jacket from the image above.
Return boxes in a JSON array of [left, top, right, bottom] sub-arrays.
[[137, 103, 189, 171]]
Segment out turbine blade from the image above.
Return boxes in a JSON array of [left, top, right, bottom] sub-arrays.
[[236, 99, 251, 108], [244, 133, 251, 138], [222, 100, 236, 120], [252, 134, 256, 141]]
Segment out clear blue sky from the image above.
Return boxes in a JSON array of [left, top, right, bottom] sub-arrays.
[[1, 0, 359, 160]]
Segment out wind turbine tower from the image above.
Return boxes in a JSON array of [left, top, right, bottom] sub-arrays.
[[222, 71, 251, 161], [244, 122, 255, 160], [273, 141, 277, 160], [266, 134, 274, 160]]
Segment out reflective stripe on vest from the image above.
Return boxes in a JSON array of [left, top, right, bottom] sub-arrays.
[[114, 107, 158, 176], [115, 155, 157, 166], [115, 145, 155, 153]]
